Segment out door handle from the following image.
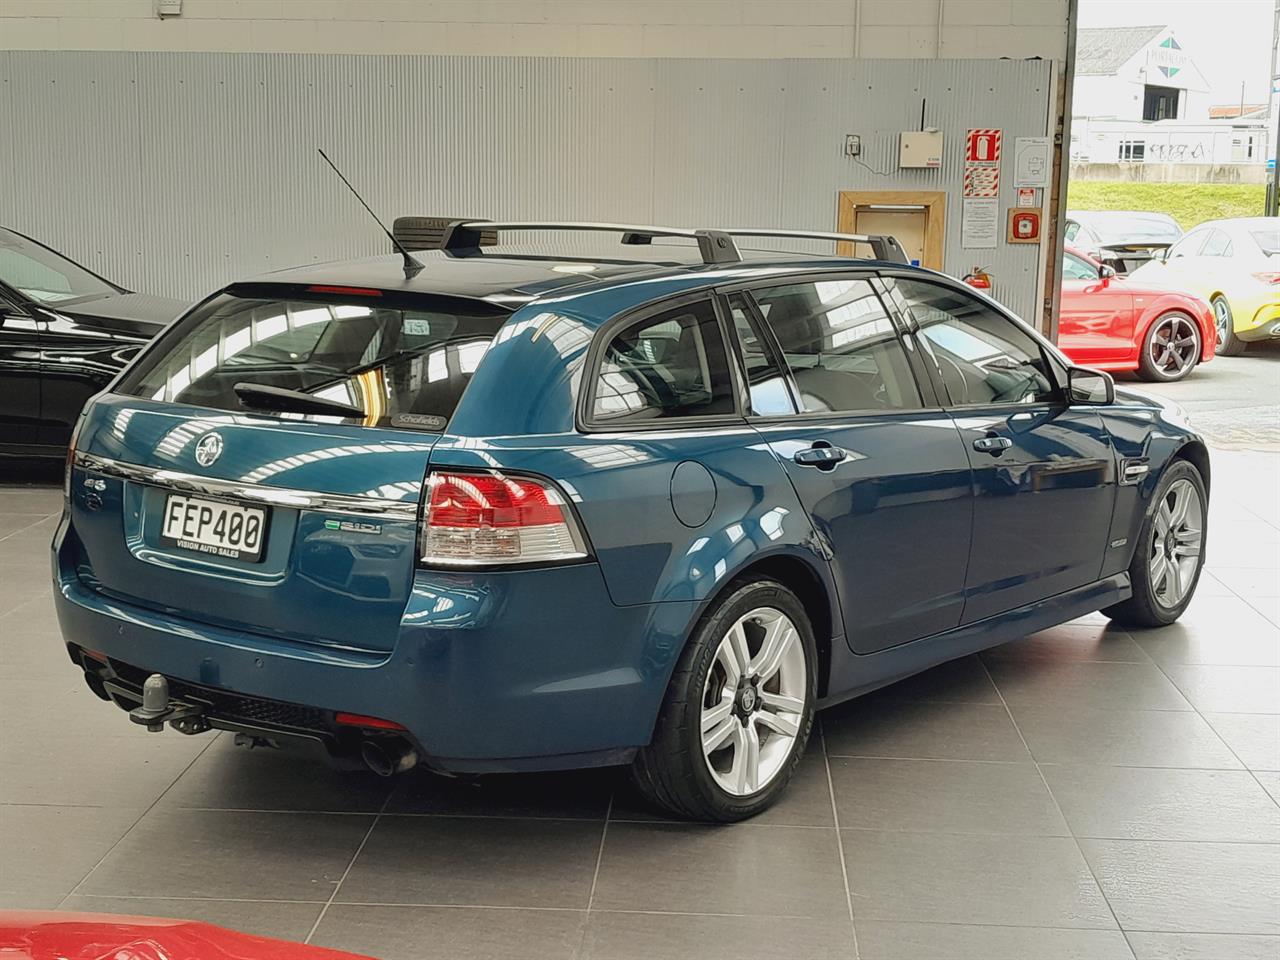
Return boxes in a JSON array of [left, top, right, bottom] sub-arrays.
[[972, 435, 1013, 454], [793, 444, 848, 468]]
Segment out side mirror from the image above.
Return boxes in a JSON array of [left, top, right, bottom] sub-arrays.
[[1099, 264, 1117, 282], [1068, 366, 1115, 405]]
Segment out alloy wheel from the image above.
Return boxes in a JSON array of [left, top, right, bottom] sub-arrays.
[[1148, 314, 1200, 379], [1149, 477, 1203, 608], [700, 607, 807, 797], [1213, 298, 1231, 346]]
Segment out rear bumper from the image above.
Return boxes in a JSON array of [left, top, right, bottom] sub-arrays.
[[52, 521, 697, 773], [1239, 301, 1280, 342]]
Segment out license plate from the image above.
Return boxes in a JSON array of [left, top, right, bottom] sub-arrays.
[[160, 494, 268, 562]]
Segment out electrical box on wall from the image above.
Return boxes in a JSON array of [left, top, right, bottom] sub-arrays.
[[899, 131, 943, 169], [156, 0, 182, 16]]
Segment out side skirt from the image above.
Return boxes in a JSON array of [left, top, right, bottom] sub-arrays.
[[818, 572, 1131, 710]]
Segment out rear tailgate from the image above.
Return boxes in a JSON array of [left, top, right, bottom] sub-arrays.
[[60, 284, 511, 653], [68, 395, 435, 654]]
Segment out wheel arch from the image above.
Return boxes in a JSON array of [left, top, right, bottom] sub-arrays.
[[685, 550, 839, 699], [1170, 439, 1211, 495]]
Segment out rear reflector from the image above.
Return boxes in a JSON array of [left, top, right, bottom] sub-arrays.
[[419, 471, 588, 566], [335, 712, 406, 731]]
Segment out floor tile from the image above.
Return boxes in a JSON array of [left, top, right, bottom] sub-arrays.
[[59, 896, 324, 942], [986, 660, 1192, 712], [385, 768, 612, 820], [591, 822, 847, 919], [1011, 706, 1243, 768], [77, 808, 374, 901], [830, 758, 1068, 837], [1254, 771, 1280, 805], [1162, 665, 1280, 714], [581, 911, 856, 960], [0, 514, 50, 539], [1080, 839, 1280, 935], [612, 749, 834, 827], [336, 816, 602, 909], [0, 730, 208, 807], [1125, 931, 1280, 960], [1042, 766, 1280, 842], [160, 735, 391, 813], [982, 622, 1149, 663], [842, 831, 1115, 929], [0, 487, 62, 514], [0, 805, 142, 908], [1205, 713, 1280, 770], [313, 904, 584, 960], [1211, 567, 1280, 599], [863, 655, 1001, 705], [822, 699, 1031, 762], [856, 921, 1134, 960], [1136, 604, 1280, 667]]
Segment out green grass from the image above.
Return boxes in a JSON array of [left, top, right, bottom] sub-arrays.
[[1066, 181, 1268, 230]]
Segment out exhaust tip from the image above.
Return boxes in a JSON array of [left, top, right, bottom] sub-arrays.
[[360, 738, 418, 777]]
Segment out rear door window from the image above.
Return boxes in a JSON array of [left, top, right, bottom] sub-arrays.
[[117, 287, 510, 431], [749, 278, 923, 415], [589, 297, 736, 425]]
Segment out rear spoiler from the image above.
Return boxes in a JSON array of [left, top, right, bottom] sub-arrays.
[[1096, 242, 1174, 254]]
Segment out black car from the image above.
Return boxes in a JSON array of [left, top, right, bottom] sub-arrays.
[[0, 227, 186, 459]]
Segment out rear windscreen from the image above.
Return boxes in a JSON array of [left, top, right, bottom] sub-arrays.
[[117, 286, 510, 431]]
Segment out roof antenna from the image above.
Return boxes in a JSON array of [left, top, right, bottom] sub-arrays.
[[317, 148, 424, 281]]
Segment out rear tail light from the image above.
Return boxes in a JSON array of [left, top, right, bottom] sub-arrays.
[[1251, 272, 1280, 284], [64, 411, 89, 500], [419, 470, 589, 566]]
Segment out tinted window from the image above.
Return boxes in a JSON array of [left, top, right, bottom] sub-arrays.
[[1062, 253, 1098, 280], [727, 294, 795, 416], [1168, 230, 1208, 259], [750, 278, 922, 414], [119, 290, 509, 430], [0, 230, 116, 305], [895, 279, 1058, 407], [1249, 227, 1279, 256], [591, 298, 735, 424], [1201, 230, 1233, 258]]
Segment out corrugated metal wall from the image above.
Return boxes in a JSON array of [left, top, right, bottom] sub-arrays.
[[1, 52, 1052, 320]]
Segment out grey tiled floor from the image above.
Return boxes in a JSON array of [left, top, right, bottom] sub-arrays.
[[1, 449, 1277, 960]]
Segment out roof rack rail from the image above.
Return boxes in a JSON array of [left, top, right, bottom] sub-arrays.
[[722, 229, 909, 265], [438, 220, 908, 266]]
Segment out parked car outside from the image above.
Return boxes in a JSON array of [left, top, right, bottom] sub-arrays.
[[0, 227, 185, 459], [1065, 209, 1183, 275], [53, 222, 1210, 821], [1059, 245, 1215, 382], [1129, 216, 1280, 356]]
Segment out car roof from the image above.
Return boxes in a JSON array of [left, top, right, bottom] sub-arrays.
[[244, 245, 911, 317]]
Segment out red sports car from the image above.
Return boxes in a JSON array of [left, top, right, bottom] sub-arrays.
[[1058, 246, 1215, 382], [0, 911, 377, 960]]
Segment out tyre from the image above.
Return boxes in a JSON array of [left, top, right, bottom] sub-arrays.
[[1103, 459, 1207, 628], [1138, 311, 1201, 382], [631, 577, 817, 822], [1212, 295, 1247, 356]]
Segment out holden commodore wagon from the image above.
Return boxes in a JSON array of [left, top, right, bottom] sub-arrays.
[[52, 222, 1209, 821]]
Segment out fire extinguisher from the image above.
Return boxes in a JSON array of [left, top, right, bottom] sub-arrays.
[[962, 266, 993, 293]]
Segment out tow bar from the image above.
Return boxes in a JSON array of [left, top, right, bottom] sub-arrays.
[[128, 673, 211, 735]]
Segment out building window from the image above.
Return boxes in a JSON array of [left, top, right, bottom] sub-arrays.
[[1119, 140, 1146, 162], [1143, 84, 1180, 121]]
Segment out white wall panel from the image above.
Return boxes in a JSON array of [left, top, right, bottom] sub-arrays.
[[2, 51, 1052, 321]]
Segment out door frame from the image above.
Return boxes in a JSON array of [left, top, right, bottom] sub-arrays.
[[837, 190, 946, 270]]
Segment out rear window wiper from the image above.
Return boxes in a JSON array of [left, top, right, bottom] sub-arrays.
[[233, 382, 365, 419]]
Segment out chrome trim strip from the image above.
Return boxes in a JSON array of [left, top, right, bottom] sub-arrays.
[[75, 452, 420, 520]]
